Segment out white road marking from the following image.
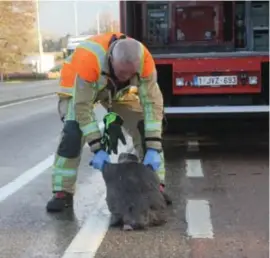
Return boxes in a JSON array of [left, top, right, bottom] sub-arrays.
[[186, 199, 214, 238], [188, 140, 199, 147], [187, 140, 199, 152], [0, 154, 54, 203], [62, 128, 131, 258], [186, 159, 204, 178], [0, 94, 55, 109], [0, 114, 111, 203], [1, 80, 55, 88], [62, 192, 110, 258], [0, 102, 131, 257]]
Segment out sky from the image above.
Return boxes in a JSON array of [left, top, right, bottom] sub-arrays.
[[38, 0, 119, 37]]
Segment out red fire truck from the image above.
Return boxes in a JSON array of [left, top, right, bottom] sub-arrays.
[[119, 1, 269, 115]]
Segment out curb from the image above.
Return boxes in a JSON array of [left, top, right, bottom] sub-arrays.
[[0, 79, 57, 85], [0, 93, 56, 107]]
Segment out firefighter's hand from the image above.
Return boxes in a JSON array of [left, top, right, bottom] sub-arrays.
[[90, 150, 110, 171], [102, 112, 127, 155], [143, 149, 161, 172]]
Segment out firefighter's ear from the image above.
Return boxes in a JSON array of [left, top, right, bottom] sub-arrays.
[[119, 34, 127, 39], [108, 53, 113, 63]]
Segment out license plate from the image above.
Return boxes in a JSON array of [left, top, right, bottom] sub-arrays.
[[195, 76, 238, 86]]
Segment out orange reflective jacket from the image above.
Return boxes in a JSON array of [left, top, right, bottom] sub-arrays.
[[58, 61, 75, 97], [57, 32, 155, 96]]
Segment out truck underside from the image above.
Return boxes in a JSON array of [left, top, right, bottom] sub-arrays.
[[121, 1, 269, 114], [157, 57, 269, 115]]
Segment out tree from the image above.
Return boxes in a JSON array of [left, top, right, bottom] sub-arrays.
[[86, 12, 119, 35], [111, 20, 120, 32], [0, 1, 36, 80], [59, 34, 70, 50], [99, 11, 118, 33]]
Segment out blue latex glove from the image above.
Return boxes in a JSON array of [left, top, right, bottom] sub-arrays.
[[143, 149, 161, 172], [90, 150, 110, 171]]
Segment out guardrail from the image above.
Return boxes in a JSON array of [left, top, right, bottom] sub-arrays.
[[1, 72, 56, 81]]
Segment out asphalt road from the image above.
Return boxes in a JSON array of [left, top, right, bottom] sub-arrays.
[[0, 80, 57, 105], [0, 95, 111, 258], [0, 83, 268, 258], [95, 121, 269, 258]]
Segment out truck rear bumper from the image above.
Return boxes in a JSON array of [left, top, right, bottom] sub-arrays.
[[164, 105, 269, 114]]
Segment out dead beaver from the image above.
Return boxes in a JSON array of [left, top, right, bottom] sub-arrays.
[[102, 153, 168, 231]]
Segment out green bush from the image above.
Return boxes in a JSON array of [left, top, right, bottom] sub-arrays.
[[4, 72, 49, 81]]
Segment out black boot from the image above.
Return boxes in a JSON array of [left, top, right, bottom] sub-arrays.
[[46, 191, 73, 212]]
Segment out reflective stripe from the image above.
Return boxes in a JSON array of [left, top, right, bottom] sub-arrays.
[[65, 54, 73, 64], [139, 43, 145, 76], [77, 40, 107, 88], [66, 97, 75, 120], [52, 167, 77, 176], [54, 185, 62, 192], [156, 151, 165, 182], [55, 156, 66, 168], [80, 121, 100, 136], [114, 85, 131, 100], [139, 82, 154, 121], [59, 87, 73, 94], [145, 120, 162, 131]]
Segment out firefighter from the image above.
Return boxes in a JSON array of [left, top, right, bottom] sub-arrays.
[[57, 56, 75, 122], [46, 32, 171, 212]]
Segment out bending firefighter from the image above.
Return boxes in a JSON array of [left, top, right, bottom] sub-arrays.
[[47, 32, 171, 212]]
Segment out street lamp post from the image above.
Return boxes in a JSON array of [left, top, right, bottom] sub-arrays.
[[35, 0, 43, 73], [96, 11, 100, 34], [73, 0, 79, 36]]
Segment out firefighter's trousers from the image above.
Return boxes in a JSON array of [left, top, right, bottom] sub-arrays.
[[52, 93, 166, 195]]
